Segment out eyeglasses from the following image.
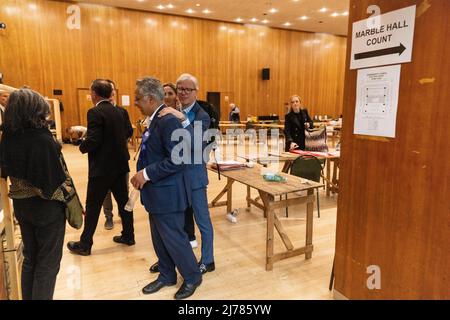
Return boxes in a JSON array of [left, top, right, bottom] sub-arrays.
[[177, 87, 196, 94]]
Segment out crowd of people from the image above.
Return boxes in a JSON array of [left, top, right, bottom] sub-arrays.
[[0, 74, 317, 301], [0, 74, 215, 300]]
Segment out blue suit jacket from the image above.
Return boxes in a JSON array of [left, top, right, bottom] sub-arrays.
[[137, 106, 189, 214], [185, 102, 210, 191]]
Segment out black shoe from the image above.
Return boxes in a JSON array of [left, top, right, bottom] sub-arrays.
[[142, 279, 176, 295], [174, 279, 202, 300], [67, 241, 91, 256], [199, 262, 215, 274], [104, 217, 114, 230], [149, 262, 159, 273], [113, 235, 135, 246]]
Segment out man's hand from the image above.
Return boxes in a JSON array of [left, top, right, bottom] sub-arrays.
[[290, 142, 299, 150], [158, 107, 185, 121], [131, 169, 147, 190]]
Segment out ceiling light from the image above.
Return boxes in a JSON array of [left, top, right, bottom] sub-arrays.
[[157, 5, 164, 10], [319, 7, 327, 13], [262, 19, 269, 24], [235, 18, 243, 22], [167, 4, 174, 9], [300, 16, 308, 20], [331, 12, 339, 17], [284, 22, 291, 26], [202, 9, 210, 14], [136, 0, 145, 2], [186, 9, 195, 14], [269, 8, 278, 13], [250, 18, 258, 22], [195, 3, 200, 7]]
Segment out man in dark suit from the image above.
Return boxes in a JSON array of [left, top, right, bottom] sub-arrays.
[[154, 73, 215, 275], [131, 76, 202, 300], [102, 79, 134, 230], [67, 79, 134, 256]]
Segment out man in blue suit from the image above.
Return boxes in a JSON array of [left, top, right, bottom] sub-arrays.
[[156, 73, 215, 275], [130, 76, 202, 300]]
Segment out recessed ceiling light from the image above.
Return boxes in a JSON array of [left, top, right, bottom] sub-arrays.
[[167, 4, 174, 9], [284, 22, 291, 26], [262, 19, 269, 24], [195, 3, 200, 7], [250, 18, 258, 22], [342, 11, 349, 16], [319, 7, 327, 13], [331, 12, 339, 17], [300, 15, 308, 20], [157, 5, 164, 10], [136, 0, 145, 2], [186, 9, 195, 14], [202, 9, 210, 14], [235, 18, 243, 22], [269, 8, 278, 13]]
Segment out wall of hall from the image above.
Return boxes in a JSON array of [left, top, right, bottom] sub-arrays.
[[0, 0, 346, 132]]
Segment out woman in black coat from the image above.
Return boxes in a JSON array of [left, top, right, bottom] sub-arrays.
[[0, 89, 67, 300], [284, 95, 313, 151]]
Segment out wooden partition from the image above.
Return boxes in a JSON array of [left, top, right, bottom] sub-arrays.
[[0, 0, 346, 135], [335, 0, 450, 299]]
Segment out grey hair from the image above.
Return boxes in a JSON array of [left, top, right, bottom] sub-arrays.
[[176, 73, 199, 90], [135, 77, 164, 102], [2, 89, 50, 132]]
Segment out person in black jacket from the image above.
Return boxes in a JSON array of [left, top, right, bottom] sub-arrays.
[[284, 95, 313, 151], [102, 79, 133, 230], [0, 89, 67, 299], [67, 79, 134, 256]]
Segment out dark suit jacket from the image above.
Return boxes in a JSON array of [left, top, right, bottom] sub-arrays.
[[284, 108, 313, 151], [137, 105, 189, 214], [184, 102, 210, 191], [80, 100, 130, 177], [117, 106, 133, 140]]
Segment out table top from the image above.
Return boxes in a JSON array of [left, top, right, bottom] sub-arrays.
[[208, 165, 322, 196]]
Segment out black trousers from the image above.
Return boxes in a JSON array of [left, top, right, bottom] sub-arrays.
[[13, 197, 66, 300], [80, 172, 134, 248], [184, 206, 196, 241]]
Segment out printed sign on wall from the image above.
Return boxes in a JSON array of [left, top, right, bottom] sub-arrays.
[[350, 5, 416, 69]]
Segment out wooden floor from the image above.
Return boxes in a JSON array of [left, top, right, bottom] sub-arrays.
[[54, 140, 338, 300]]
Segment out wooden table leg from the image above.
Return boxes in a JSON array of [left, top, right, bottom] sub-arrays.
[[305, 188, 314, 259], [227, 177, 233, 213], [326, 159, 331, 196], [258, 191, 274, 271], [246, 185, 251, 210]]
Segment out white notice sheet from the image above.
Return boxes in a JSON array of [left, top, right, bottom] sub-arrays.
[[354, 65, 401, 138]]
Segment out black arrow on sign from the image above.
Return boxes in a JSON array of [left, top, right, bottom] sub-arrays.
[[354, 43, 406, 60]]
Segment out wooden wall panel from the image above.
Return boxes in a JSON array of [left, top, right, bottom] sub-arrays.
[[0, 0, 346, 133], [0, 250, 7, 300], [335, 0, 450, 299]]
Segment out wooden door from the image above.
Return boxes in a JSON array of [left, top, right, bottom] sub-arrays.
[[77, 88, 93, 127]]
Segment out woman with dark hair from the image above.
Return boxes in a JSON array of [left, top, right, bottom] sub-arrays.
[[284, 95, 313, 151], [163, 82, 180, 110], [0, 89, 67, 300]]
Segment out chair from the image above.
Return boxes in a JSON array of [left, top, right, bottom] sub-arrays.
[[289, 155, 325, 218]]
